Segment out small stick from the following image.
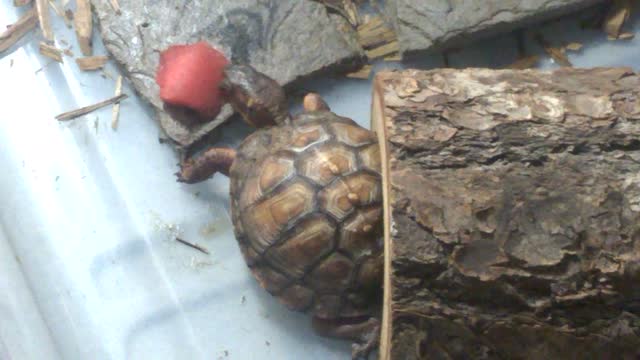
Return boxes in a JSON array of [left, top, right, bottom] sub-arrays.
[[0, 7, 38, 53], [109, 0, 121, 14], [176, 237, 210, 255], [75, 0, 92, 55], [111, 76, 123, 130], [35, 0, 54, 41], [56, 93, 127, 121]]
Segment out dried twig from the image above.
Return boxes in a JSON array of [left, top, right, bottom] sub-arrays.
[[39, 42, 63, 62], [35, 0, 54, 41], [75, 0, 93, 55], [75, 55, 108, 70], [109, 0, 121, 14], [56, 94, 127, 121], [176, 237, 210, 255], [111, 76, 123, 130], [0, 7, 38, 53]]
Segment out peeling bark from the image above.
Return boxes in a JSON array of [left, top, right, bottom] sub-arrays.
[[372, 67, 640, 359]]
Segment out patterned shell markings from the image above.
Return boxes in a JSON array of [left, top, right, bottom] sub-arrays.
[[229, 112, 383, 319]]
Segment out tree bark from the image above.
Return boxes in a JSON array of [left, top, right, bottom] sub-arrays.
[[372, 67, 640, 360]]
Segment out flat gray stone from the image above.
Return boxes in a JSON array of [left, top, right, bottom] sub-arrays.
[[92, 0, 363, 146], [386, 0, 605, 55]]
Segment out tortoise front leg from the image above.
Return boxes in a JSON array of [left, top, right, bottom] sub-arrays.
[[177, 147, 236, 183], [312, 316, 380, 359]]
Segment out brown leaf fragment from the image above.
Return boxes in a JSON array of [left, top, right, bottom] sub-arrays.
[[111, 75, 123, 130], [506, 55, 540, 69], [565, 42, 583, 51], [0, 8, 38, 53], [75, 0, 93, 55], [535, 34, 572, 67], [346, 64, 372, 79], [603, 0, 631, 39], [35, 0, 53, 41], [56, 93, 127, 121], [14, 0, 32, 6], [75, 55, 108, 70], [39, 42, 62, 62]]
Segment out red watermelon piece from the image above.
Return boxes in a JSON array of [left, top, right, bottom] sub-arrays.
[[156, 41, 229, 119]]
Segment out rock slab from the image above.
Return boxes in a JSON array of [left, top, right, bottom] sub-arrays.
[[385, 0, 605, 55], [92, 0, 363, 147]]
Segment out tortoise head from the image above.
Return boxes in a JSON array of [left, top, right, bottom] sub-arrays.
[[220, 64, 290, 127]]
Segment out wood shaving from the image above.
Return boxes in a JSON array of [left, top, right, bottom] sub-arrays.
[[506, 55, 540, 69], [314, 0, 359, 26], [111, 76, 123, 130], [384, 53, 401, 61], [109, 0, 121, 14], [617, 32, 635, 40], [75, 55, 108, 70], [565, 42, 583, 51], [75, 0, 93, 55], [48, 0, 71, 28], [365, 40, 399, 60], [56, 93, 127, 121], [39, 42, 63, 62], [535, 34, 572, 67], [35, 0, 54, 41], [603, 0, 632, 39], [346, 64, 372, 79], [0, 8, 38, 53]]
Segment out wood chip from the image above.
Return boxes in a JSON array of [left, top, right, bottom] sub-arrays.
[[617, 32, 635, 40], [506, 55, 540, 69], [55, 94, 127, 121], [384, 53, 401, 61], [109, 0, 121, 14], [75, 0, 93, 55], [565, 42, 583, 51], [14, 0, 33, 6], [75, 55, 108, 70], [39, 42, 62, 62], [48, 0, 71, 28], [346, 64, 372, 79], [535, 34, 572, 67], [358, 24, 397, 49], [365, 40, 399, 60], [603, 0, 632, 39], [111, 76, 123, 130], [35, 0, 54, 41], [0, 7, 38, 53]]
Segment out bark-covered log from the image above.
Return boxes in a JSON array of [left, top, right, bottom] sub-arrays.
[[372, 67, 640, 359]]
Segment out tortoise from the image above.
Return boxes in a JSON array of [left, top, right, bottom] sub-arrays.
[[177, 65, 383, 359]]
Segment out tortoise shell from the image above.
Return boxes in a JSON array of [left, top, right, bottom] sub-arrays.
[[229, 111, 383, 319]]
